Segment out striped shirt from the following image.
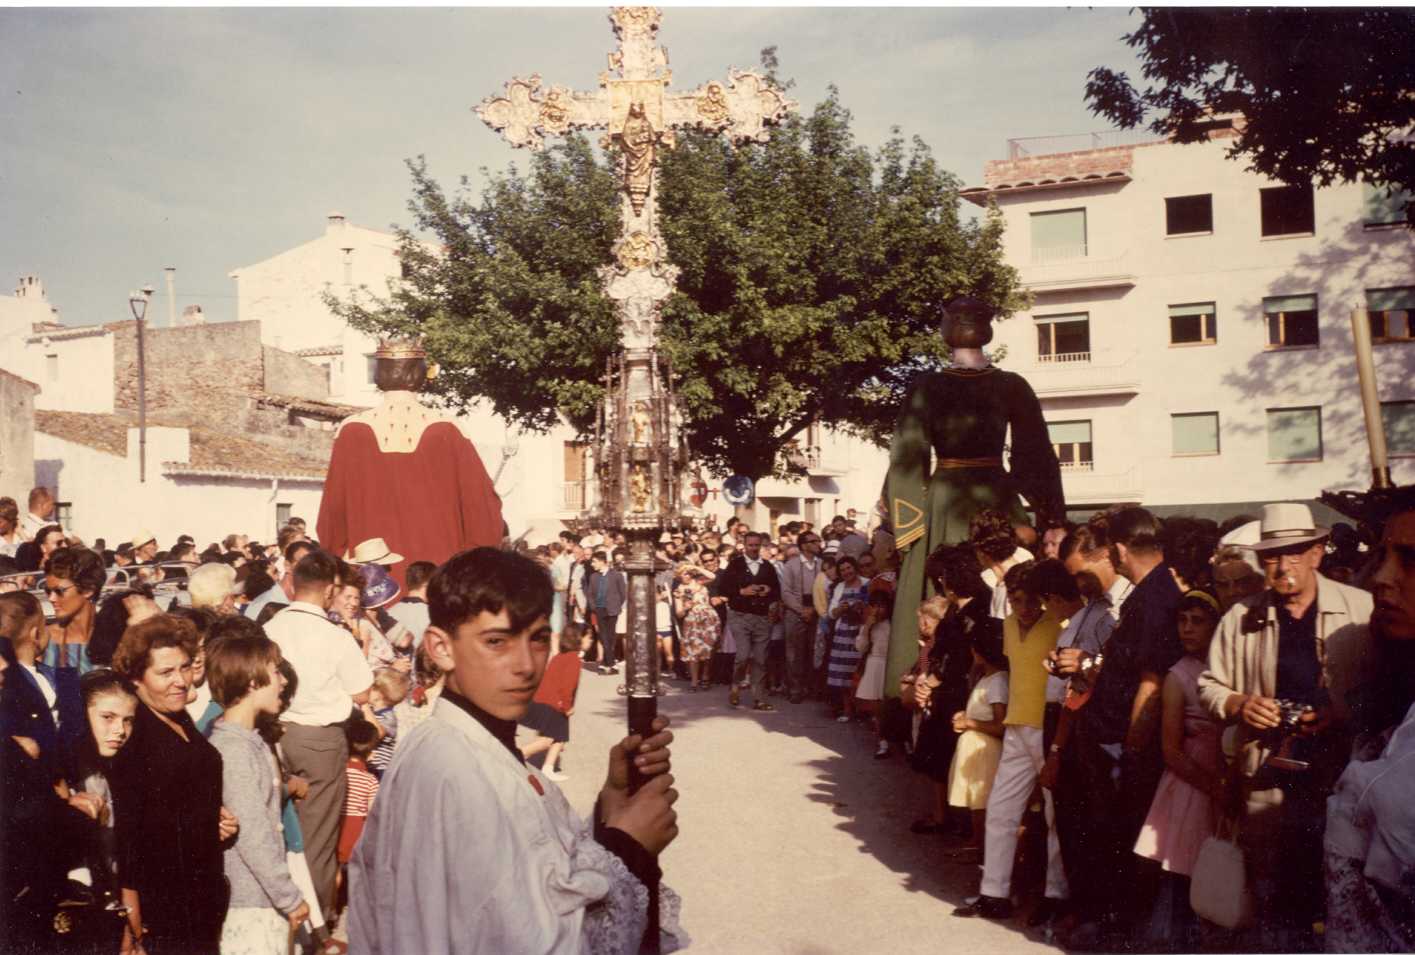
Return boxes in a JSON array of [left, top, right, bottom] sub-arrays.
[[344, 759, 379, 818]]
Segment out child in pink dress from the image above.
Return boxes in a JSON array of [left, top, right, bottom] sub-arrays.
[[1133, 589, 1224, 948]]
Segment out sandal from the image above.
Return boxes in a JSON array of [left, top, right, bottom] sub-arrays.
[[752, 702, 776, 712]]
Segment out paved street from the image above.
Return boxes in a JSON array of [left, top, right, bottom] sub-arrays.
[[546, 667, 1061, 955]]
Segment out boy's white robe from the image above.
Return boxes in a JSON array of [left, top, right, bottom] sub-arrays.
[[347, 698, 679, 954]]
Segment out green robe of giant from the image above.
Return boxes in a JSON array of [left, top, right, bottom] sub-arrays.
[[884, 365, 1065, 696]]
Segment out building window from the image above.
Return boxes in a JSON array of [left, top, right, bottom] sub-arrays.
[[45, 353, 58, 383], [1030, 208, 1087, 263], [1035, 312, 1090, 362], [55, 501, 73, 528], [1172, 412, 1220, 456], [1260, 184, 1315, 237], [1165, 194, 1213, 235], [1048, 420, 1093, 470], [365, 355, 377, 386], [276, 503, 293, 528], [804, 497, 821, 526], [1264, 294, 1319, 349], [1169, 302, 1217, 345], [1383, 401, 1415, 457], [1367, 287, 1415, 342], [1267, 407, 1322, 463], [1363, 181, 1412, 228]]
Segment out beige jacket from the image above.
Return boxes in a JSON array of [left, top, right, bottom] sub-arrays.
[[1198, 573, 1373, 778]]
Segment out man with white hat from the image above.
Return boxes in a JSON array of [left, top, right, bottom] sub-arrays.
[[130, 530, 158, 564], [1198, 501, 1373, 951]]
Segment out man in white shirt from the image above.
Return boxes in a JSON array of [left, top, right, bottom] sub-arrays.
[[20, 486, 57, 541], [263, 550, 373, 927], [780, 531, 823, 704]]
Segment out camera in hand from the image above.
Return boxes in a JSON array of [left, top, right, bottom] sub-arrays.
[[1267, 698, 1313, 772]]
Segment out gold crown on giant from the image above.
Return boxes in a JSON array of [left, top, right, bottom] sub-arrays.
[[373, 337, 427, 360]]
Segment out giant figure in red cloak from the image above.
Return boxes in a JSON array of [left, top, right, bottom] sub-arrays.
[[317, 339, 504, 587]]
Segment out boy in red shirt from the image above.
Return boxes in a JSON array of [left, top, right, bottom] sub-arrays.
[[518, 623, 583, 780]]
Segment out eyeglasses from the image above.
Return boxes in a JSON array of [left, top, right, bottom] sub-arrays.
[[44, 583, 75, 598]]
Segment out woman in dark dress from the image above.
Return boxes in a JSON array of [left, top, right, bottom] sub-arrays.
[[886, 296, 1065, 695], [911, 546, 999, 831], [110, 614, 231, 955]]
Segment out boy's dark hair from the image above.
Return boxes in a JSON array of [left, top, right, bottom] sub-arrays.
[[1059, 524, 1106, 562], [292, 550, 339, 590], [1025, 558, 1079, 602], [208, 612, 265, 647], [429, 548, 553, 635], [406, 561, 437, 592], [206, 631, 282, 707], [0, 591, 43, 640], [560, 621, 584, 654], [968, 509, 1017, 563], [347, 717, 381, 757], [171, 606, 218, 645], [1002, 559, 1035, 595], [591, 550, 609, 565]]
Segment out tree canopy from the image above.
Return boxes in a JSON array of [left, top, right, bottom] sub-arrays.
[[1085, 8, 1415, 218], [331, 71, 1022, 481]]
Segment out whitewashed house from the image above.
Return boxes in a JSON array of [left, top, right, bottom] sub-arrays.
[[963, 122, 1415, 521]]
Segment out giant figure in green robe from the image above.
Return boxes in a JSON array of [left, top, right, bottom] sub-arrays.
[[884, 297, 1065, 696]]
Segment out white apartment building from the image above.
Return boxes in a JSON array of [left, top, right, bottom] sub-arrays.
[[963, 124, 1415, 522], [231, 213, 891, 539]]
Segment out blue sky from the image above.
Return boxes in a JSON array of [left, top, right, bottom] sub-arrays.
[[0, 6, 1146, 327]]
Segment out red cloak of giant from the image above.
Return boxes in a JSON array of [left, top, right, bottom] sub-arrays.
[[317, 421, 504, 587]]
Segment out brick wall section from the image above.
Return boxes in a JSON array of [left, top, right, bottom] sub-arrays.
[[262, 345, 329, 400], [113, 320, 265, 421], [0, 369, 39, 504], [983, 145, 1136, 189], [113, 320, 330, 421]]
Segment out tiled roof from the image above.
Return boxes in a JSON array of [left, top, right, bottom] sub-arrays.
[[295, 345, 344, 358], [256, 392, 365, 420], [26, 323, 111, 343], [34, 410, 330, 481], [35, 411, 129, 456]]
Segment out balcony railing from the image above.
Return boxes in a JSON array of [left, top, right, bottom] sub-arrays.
[[1038, 351, 1091, 364], [1007, 129, 1162, 159], [562, 481, 587, 512], [1032, 243, 1089, 265], [1059, 460, 1095, 472]]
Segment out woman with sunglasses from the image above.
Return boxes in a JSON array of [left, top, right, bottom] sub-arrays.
[[42, 547, 107, 676]]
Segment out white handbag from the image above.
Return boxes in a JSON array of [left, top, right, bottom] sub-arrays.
[[1190, 816, 1255, 930]]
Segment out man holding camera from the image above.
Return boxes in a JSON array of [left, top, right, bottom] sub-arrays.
[[1198, 502, 1373, 950]]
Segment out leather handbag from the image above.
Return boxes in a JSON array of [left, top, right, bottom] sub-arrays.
[[1190, 814, 1254, 930]]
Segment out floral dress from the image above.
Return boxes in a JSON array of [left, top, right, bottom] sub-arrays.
[[679, 587, 720, 663]]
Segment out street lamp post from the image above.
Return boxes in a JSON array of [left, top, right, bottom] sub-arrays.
[[128, 286, 154, 482]]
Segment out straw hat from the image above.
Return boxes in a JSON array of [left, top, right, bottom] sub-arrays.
[[347, 538, 403, 565], [130, 530, 156, 550], [1248, 503, 1330, 552]]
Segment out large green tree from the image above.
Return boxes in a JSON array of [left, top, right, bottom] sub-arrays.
[[1086, 8, 1415, 221], [331, 74, 1022, 481]]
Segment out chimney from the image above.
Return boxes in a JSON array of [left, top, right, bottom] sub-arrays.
[[164, 267, 176, 326], [179, 304, 206, 326], [14, 275, 46, 300], [327, 211, 347, 233]]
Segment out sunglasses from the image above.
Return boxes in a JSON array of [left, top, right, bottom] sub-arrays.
[[45, 583, 76, 598]]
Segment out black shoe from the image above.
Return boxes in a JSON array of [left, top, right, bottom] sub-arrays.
[[953, 896, 1012, 920]]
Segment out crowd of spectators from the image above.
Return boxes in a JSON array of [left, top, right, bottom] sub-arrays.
[[3, 479, 1414, 954]]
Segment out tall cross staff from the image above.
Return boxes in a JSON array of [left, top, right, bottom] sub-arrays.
[[478, 9, 793, 951]]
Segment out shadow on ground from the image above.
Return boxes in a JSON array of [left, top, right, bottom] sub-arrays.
[[589, 673, 1060, 953]]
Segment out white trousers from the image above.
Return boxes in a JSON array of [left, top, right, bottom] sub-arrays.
[[980, 724, 1068, 900]]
